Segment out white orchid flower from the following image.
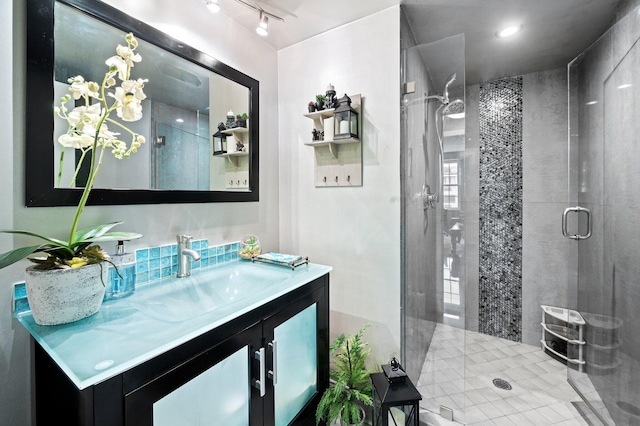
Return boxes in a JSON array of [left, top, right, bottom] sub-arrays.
[[67, 103, 102, 127], [106, 55, 129, 81], [108, 78, 148, 122], [67, 76, 101, 100], [116, 44, 142, 69], [65, 104, 104, 143], [54, 33, 148, 189], [58, 132, 94, 149], [105, 35, 141, 81]]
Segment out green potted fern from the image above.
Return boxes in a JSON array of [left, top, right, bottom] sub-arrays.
[[316, 323, 373, 425]]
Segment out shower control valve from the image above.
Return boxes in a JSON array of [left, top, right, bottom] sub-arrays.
[[422, 184, 437, 209]]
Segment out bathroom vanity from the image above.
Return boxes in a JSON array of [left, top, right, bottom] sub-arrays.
[[16, 261, 331, 425]]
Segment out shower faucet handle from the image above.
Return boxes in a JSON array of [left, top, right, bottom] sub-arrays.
[[422, 184, 437, 209]]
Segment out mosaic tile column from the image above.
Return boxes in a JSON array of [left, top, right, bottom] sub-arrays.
[[478, 76, 523, 342]]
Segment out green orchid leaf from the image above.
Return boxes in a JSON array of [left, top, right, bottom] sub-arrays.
[[0, 245, 45, 269], [72, 222, 124, 244], [82, 231, 143, 243], [0, 229, 69, 248], [87, 231, 142, 242]]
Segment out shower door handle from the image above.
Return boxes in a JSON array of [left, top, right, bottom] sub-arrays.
[[562, 206, 591, 240]]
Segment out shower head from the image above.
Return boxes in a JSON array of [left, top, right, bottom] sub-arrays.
[[443, 73, 457, 104], [443, 99, 464, 116]]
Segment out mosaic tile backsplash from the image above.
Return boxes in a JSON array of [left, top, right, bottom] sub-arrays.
[[478, 76, 523, 342], [133, 239, 239, 284], [13, 240, 240, 315]]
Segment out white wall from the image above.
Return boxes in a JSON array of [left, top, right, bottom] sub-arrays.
[[1, 0, 279, 423], [1, 1, 31, 424], [277, 7, 402, 366]]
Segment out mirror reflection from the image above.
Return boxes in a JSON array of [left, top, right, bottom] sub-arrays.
[[53, 2, 250, 192]]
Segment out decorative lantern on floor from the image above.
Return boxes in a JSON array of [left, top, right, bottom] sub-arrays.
[[212, 122, 227, 155], [371, 369, 422, 426], [333, 94, 359, 140]]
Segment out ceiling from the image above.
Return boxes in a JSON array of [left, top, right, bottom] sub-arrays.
[[95, 0, 627, 97], [223, 0, 623, 87], [212, 0, 400, 50], [401, 0, 623, 86]]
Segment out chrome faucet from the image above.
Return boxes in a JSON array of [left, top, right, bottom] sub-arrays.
[[176, 234, 201, 278]]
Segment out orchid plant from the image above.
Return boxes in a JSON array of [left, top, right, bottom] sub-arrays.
[[0, 33, 146, 271]]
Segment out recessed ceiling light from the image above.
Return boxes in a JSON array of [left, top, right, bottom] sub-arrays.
[[617, 83, 632, 89], [585, 101, 598, 105], [176, 118, 184, 123], [496, 25, 522, 38]]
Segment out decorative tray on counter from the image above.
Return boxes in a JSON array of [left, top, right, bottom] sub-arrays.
[[251, 252, 309, 269]]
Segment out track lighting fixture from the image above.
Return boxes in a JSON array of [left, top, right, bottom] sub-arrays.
[[204, 0, 283, 37], [205, 0, 220, 13], [256, 11, 268, 36]]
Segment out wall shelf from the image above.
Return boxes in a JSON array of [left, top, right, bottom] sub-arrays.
[[222, 126, 249, 137], [303, 109, 335, 129], [303, 94, 362, 187], [215, 151, 248, 167], [303, 138, 359, 159], [216, 126, 249, 189]]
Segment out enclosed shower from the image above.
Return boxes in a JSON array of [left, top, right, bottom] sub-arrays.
[[401, 2, 640, 425]]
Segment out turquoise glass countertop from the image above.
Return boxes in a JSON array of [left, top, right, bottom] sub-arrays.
[[15, 261, 331, 390]]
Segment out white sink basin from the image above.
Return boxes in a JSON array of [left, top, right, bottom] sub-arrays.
[[130, 262, 294, 322]]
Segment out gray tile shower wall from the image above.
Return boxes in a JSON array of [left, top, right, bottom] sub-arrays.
[[468, 68, 572, 347], [478, 76, 524, 342], [521, 68, 572, 347]]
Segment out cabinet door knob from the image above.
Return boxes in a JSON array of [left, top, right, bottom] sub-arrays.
[[268, 340, 278, 385]]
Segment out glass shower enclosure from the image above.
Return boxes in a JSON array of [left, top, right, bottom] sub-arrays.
[[567, 6, 640, 425]]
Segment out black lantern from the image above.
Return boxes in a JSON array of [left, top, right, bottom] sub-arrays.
[[212, 122, 227, 155], [371, 372, 422, 426], [333, 94, 359, 140]]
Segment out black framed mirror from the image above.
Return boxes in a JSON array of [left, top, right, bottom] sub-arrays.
[[26, 0, 259, 206]]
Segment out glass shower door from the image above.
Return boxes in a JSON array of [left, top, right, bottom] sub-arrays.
[[400, 23, 467, 421], [568, 7, 640, 425]]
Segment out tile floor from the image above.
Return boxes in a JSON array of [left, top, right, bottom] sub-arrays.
[[415, 324, 594, 425]]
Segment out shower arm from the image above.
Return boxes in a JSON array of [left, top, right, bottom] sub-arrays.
[[424, 94, 446, 103]]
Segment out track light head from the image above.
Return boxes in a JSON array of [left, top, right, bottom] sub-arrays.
[[256, 12, 268, 36], [205, 0, 220, 13]]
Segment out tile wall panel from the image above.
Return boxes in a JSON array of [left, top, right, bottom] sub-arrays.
[[478, 76, 523, 341]]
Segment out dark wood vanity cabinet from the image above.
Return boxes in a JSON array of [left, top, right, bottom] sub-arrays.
[[33, 274, 329, 425]]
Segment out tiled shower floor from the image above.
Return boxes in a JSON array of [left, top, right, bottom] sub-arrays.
[[415, 324, 592, 425]]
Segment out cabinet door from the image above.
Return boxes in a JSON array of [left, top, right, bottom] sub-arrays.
[[124, 321, 263, 425], [263, 286, 328, 426]]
